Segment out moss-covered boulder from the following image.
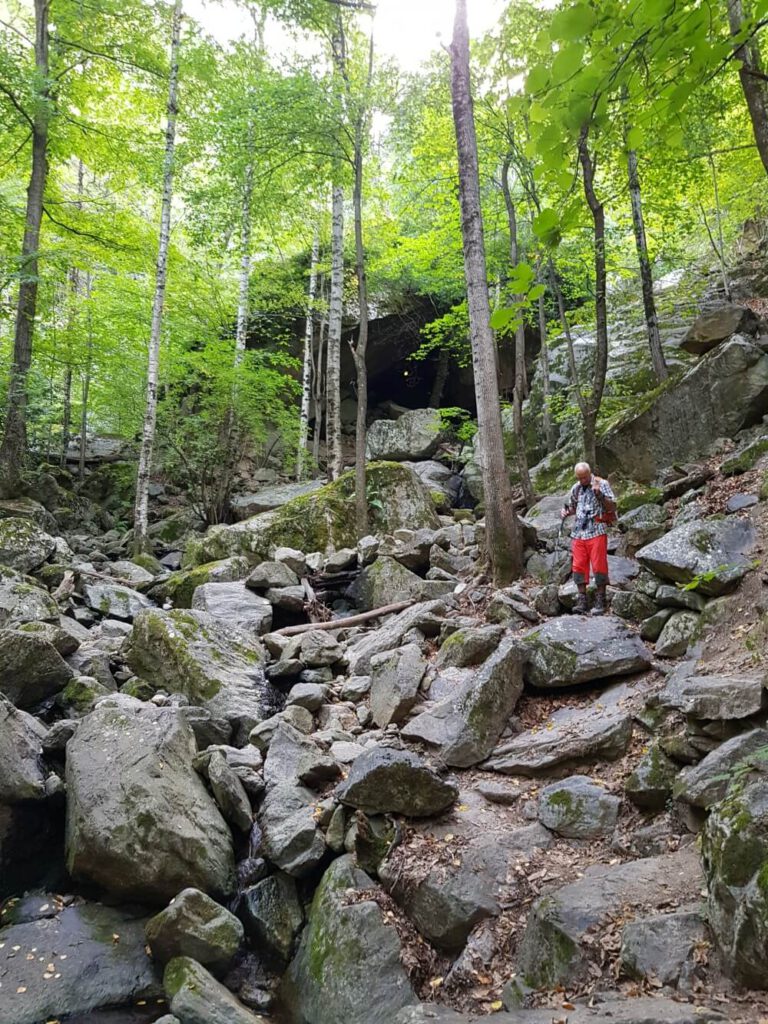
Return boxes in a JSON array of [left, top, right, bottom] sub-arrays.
[[164, 956, 259, 1023], [0, 570, 59, 629], [721, 435, 768, 476], [83, 582, 154, 621], [151, 556, 250, 609], [57, 675, 114, 717], [637, 517, 757, 596], [124, 609, 276, 741], [0, 692, 48, 802], [625, 743, 678, 810], [0, 629, 74, 708], [366, 407, 448, 461], [336, 746, 457, 817], [145, 888, 243, 975], [0, 517, 56, 573], [0, 497, 57, 531], [184, 463, 440, 567], [521, 616, 652, 689], [538, 775, 620, 838], [701, 774, 768, 988], [281, 855, 416, 1024], [66, 697, 235, 903]]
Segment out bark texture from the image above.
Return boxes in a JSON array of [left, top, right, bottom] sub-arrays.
[[297, 229, 319, 480], [326, 185, 345, 481], [728, 0, 768, 176]]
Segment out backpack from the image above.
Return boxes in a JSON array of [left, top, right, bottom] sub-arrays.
[[573, 480, 617, 527]]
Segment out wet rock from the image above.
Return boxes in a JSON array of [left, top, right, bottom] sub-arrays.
[[83, 582, 153, 621], [282, 855, 415, 1024], [620, 907, 708, 985], [655, 666, 765, 720], [259, 781, 326, 876], [0, 571, 59, 629], [366, 407, 447, 461], [207, 751, 253, 833], [394, 998, 725, 1023], [521, 616, 651, 689], [538, 775, 620, 838], [655, 610, 699, 658], [637, 517, 757, 596], [370, 642, 426, 726], [0, 517, 56, 573], [517, 846, 702, 988], [0, 629, 74, 708], [164, 956, 260, 1023], [701, 773, 768, 987], [145, 888, 243, 974], [337, 746, 457, 817], [239, 872, 303, 962], [401, 636, 525, 767], [66, 696, 235, 903], [0, 902, 160, 1024], [191, 581, 272, 635], [673, 728, 768, 807], [625, 744, 678, 810], [0, 692, 47, 801], [263, 722, 341, 790]]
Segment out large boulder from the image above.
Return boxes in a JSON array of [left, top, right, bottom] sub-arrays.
[[353, 556, 437, 612], [124, 609, 277, 740], [394, 1001, 725, 1024], [366, 408, 447, 461], [282, 855, 416, 1024], [673, 728, 768, 808], [537, 775, 620, 838], [598, 335, 768, 482], [681, 303, 760, 355], [0, 629, 74, 708], [520, 616, 651, 689], [637, 517, 756, 596], [145, 887, 243, 974], [164, 956, 260, 1023], [0, 692, 48, 801], [0, 516, 56, 572], [337, 746, 458, 817], [186, 463, 439, 567], [404, 459, 462, 508], [401, 636, 525, 767], [82, 581, 153, 621], [239, 872, 304, 962], [346, 599, 449, 675], [231, 479, 325, 519], [191, 581, 273, 636], [66, 696, 235, 903], [0, 902, 160, 1024], [521, 493, 571, 547], [0, 570, 59, 629], [369, 642, 427, 726], [701, 773, 768, 987], [151, 556, 250, 609], [655, 666, 766, 721], [259, 781, 327, 877]]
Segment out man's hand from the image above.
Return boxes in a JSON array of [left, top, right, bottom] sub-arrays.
[[560, 507, 570, 520], [591, 476, 603, 495]]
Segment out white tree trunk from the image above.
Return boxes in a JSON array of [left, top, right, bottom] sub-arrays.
[[313, 305, 327, 466], [450, 0, 522, 583], [79, 272, 93, 481], [297, 229, 320, 480], [133, 0, 182, 554], [326, 185, 344, 480], [234, 140, 254, 366]]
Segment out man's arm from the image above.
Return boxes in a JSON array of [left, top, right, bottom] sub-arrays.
[[594, 477, 616, 511]]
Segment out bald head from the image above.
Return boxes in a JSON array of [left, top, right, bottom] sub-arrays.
[[574, 461, 592, 486]]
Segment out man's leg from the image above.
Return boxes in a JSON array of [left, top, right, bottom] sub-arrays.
[[590, 535, 610, 616], [571, 538, 589, 614]]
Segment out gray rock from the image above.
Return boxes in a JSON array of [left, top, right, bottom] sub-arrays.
[[681, 303, 760, 355], [654, 584, 706, 611], [366, 407, 447, 461], [191, 581, 272, 635], [145, 887, 244, 974], [66, 697, 235, 902], [0, 572, 59, 629], [0, 629, 74, 707], [522, 616, 651, 689], [640, 607, 675, 641], [405, 460, 462, 508], [337, 746, 457, 817], [282, 855, 415, 1024], [259, 781, 326, 876], [655, 610, 699, 658], [0, 692, 47, 801], [393, 999, 725, 1024], [370, 642, 426, 726], [266, 584, 306, 611], [484, 679, 640, 775], [264, 722, 341, 790], [0, 517, 56, 573], [538, 775, 620, 838], [611, 590, 658, 622], [342, 675, 371, 701], [298, 629, 343, 666], [207, 750, 253, 833], [357, 534, 380, 565], [346, 599, 449, 674], [401, 636, 525, 767], [286, 681, 328, 711], [475, 780, 523, 805], [0, 902, 160, 1024], [701, 774, 768, 987], [273, 545, 308, 575], [124, 609, 276, 743], [110, 559, 156, 584], [83, 582, 153, 621], [625, 744, 679, 810], [240, 872, 303, 961], [673, 728, 768, 807], [618, 503, 668, 550], [380, 824, 551, 951], [620, 907, 708, 985], [246, 559, 300, 589], [325, 546, 357, 572], [656, 667, 765, 720], [521, 493, 571, 546], [330, 740, 365, 763], [726, 492, 759, 513], [353, 556, 433, 612], [517, 846, 702, 988], [231, 480, 325, 518], [164, 956, 260, 1023], [637, 517, 757, 596]]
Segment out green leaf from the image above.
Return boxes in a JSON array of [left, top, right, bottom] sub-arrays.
[[552, 43, 585, 82], [625, 126, 643, 150], [550, 4, 596, 41], [526, 64, 550, 94], [490, 307, 518, 330], [528, 283, 547, 302], [533, 207, 559, 239]]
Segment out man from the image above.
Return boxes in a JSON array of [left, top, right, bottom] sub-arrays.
[[560, 462, 617, 616]]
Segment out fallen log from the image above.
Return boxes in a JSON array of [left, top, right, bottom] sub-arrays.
[[273, 599, 415, 636]]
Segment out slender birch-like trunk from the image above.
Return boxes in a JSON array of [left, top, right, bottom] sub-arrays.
[[312, 301, 328, 466], [501, 153, 534, 507], [133, 0, 182, 554], [234, 132, 254, 366], [297, 229, 319, 480], [326, 185, 344, 480], [79, 272, 93, 481], [0, 0, 50, 495], [727, 0, 768, 176], [450, 0, 523, 583], [536, 261, 557, 453]]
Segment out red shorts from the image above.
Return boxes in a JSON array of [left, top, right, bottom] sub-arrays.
[[572, 535, 609, 581]]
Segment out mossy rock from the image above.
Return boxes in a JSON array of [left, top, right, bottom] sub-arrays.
[[625, 743, 678, 811], [57, 675, 113, 716], [132, 552, 162, 574], [721, 437, 768, 477], [152, 557, 250, 608], [617, 486, 663, 515]]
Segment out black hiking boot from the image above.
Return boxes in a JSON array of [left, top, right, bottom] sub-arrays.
[[573, 573, 588, 615], [591, 573, 609, 616]]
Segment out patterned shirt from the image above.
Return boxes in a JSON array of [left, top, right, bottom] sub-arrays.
[[565, 477, 616, 540]]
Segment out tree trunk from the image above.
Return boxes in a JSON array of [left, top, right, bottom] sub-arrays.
[[709, 153, 732, 300], [626, 146, 668, 381], [429, 349, 450, 406], [326, 185, 344, 481], [234, 134, 254, 365], [577, 130, 608, 471], [536, 263, 557, 452], [500, 154, 534, 507], [62, 159, 85, 469], [727, 0, 768, 176], [79, 273, 93, 481], [450, 0, 523, 583], [312, 291, 327, 467], [0, 0, 50, 496], [61, 366, 72, 468], [297, 229, 319, 480], [133, 0, 182, 555]]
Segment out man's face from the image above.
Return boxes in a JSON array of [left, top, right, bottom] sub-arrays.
[[576, 468, 592, 487]]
